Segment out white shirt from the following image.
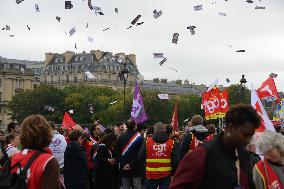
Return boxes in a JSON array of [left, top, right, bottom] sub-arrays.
[[49, 132, 67, 168], [5, 144, 19, 158]]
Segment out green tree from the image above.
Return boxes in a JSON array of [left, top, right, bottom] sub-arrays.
[[227, 84, 250, 105], [7, 85, 65, 123]]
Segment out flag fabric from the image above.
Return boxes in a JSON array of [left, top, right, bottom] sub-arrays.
[[130, 81, 147, 124], [62, 112, 77, 132], [251, 88, 275, 132], [202, 88, 221, 120], [171, 103, 178, 131], [219, 89, 229, 117], [257, 76, 280, 102]]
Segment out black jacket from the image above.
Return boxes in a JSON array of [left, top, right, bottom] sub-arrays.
[[115, 130, 144, 177], [64, 141, 88, 189], [179, 130, 208, 159], [137, 132, 180, 176], [248, 151, 261, 167], [199, 133, 255, 189], [95, 144, 119, 189]]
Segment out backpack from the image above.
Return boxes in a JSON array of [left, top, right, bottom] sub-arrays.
[[0, 147, 9, 167], [0, 151, 43, 189]]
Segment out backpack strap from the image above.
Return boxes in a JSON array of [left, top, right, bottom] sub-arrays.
[[20, 151, 43, 175]]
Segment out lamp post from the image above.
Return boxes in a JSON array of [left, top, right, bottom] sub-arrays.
[[119, 61, 129, 123], [239, 74, 247, 103]]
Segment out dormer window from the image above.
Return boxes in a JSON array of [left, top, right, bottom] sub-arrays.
[[80, 56, 85, 62], [75, 56, 79, 62]]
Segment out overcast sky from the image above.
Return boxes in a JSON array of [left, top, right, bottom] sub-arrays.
[[0, 0, 284, 90]]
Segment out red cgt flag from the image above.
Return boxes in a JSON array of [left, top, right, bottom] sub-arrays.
[[219, 89, 229, 115], [62, 112, 76, 132], [171, 103, 178, 131], [257, 76, 280, 102]]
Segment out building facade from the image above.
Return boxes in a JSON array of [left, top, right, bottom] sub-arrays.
[[0, 59, 34, 129], [141, 79, 207, 97], [40, 50, 141, 89]]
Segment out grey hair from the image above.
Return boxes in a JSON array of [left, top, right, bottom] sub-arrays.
[[256, 131, 284, 156]]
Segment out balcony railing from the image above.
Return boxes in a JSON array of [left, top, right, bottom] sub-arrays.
[[42, 79, 135, 85]]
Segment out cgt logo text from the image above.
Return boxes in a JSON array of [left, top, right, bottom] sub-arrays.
[[152, 143, 166, 157]]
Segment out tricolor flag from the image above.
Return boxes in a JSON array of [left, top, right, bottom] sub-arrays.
[[130, 81, 147, 124]]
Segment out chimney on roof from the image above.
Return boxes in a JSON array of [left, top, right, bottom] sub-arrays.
[[184, 79, 189, 85], [126, 54, 136, 66], [64, 51, 75, 64], [45, 53, 54, 66], [90, 50, 104, 61]]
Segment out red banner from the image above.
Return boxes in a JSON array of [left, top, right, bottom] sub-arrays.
[[219, 89, 229, 117], [171, 103, 178, 131], [202, 88, 229, 120], [257, 76, 280, 102], [62, 112, 77, 132]]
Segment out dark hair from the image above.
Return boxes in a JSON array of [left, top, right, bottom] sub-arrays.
[[116, 122, 123, 126], [206, 124, 216, 134], [0, 130, 4, 136], [126, 120, 136, 130], [69, 130, 83, 142], [104, 128, 113, 135], [137, 123, 146, 132], [147, 125, 154, 136], [82, 132, 90, 141], [56, 127, 64, 135], [225, 104, 261, 129], [7, 122, 17, 133], [99, 133, 117, 148], [5, 133, 18, 146], [20, 115, 52, 150], [89, 124, 96, 138], [166, 125, 173, 136], [191, 115, 203, 126]]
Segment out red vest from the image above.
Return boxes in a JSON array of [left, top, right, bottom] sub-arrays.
[[255, 160, 284, 189], [189, 133, 204, 151], [10, 148, 53, 189], [146, 137, 173, 179]]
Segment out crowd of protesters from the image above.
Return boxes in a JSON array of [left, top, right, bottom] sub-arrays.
[[0, 104, 284, 189]]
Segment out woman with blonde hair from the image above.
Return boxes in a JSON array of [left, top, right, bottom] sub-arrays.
[[253, 131, 284, 189]]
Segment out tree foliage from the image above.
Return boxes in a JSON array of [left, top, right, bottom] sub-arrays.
[[8, 83, 249, 128]]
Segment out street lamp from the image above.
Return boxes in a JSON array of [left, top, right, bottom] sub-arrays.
[[239, 75, 247, 103], [119, 61, 129, 123]]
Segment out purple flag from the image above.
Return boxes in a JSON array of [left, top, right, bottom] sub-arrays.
[[131, 81, 147, 124]]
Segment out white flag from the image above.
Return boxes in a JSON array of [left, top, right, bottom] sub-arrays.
[[158, 94, 169, 100], [207, 78, 219, 91], [251, 87, 275, 132], [85, 71, 95, 79]]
